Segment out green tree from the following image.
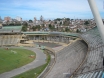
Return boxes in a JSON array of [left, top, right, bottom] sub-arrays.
[[42, 24, 45, 28], [23, 22, 28, 26], [54, 18, 62, 21], [63, 21, 69, 26], [22, 22, 28, 31], [29, 20, 33, 23], [8, 23, 15, 26], [49, 24, 55, 31], [36, 25, 41, 30], [49, 24, 52, 29], [66, 18, 70, 21], [76, 29, 80, 33], [65, 27, 70, 32], [32, 26, 37, 31], [60, 22, 62, 25], [84, 21, 89, 25], [22, 26, 27, 31], [54, 21, 57, 24], [71, 19, 73, 20]]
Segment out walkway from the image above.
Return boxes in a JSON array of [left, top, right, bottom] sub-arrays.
[[0, 47, 46, 78]]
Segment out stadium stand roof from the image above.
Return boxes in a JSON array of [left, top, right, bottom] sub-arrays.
[[23, 32, 78, 37], [0, 26, 22, 33]]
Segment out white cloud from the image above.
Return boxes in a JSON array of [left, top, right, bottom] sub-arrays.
[[0, 0, 104, 19]]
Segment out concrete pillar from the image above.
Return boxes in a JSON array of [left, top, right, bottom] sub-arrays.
[[88, 0, 104, 57], [38, 36, 40, 42]]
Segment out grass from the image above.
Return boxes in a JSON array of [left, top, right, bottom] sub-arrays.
[[12, 50, 51, 78], [0, 48, 36, 74]]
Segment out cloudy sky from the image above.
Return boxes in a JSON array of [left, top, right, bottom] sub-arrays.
[[0, 0, 104, 20]]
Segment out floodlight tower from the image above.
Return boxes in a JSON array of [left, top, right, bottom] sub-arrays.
[[88, 0, 104, 56]]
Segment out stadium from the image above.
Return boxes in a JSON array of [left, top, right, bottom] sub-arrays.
[[0, 0, 104, 78], [0, 24, 103, 78]]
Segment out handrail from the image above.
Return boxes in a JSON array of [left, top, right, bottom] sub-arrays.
[[37, 47, 56, 78], [42, 47, 56, 78]]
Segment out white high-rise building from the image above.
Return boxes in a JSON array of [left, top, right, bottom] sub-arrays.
[[16, 16, 22, 21], [34, 17, 37, 24], [40, 15, 43, 21]]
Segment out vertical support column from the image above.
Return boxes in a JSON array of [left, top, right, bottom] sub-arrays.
[[88, 0, 104, 57], [38, 35, 40, 42], [48, 35, 49, 42], [50, 36, 51, 42]]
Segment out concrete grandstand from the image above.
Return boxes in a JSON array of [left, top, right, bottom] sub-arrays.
[[44, 27, 103, 78], [72, 27, 103, 78], [0, 26, 22, 46]]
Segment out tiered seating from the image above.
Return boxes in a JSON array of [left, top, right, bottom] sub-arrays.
[[34, 42, 61, 48], [73, 27, 103, 78], [0, 35, 21, 46], [32, 36, 70, 44], [46, 40, 88, 78], [74, 70, 103, 78]]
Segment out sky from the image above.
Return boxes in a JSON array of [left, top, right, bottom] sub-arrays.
[[0, 0, 104, 20]]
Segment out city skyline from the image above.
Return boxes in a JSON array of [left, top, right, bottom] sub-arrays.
[[0, 0, 104, 20]]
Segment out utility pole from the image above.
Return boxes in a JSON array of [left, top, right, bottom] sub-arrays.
[[88, 0, 104, 56]]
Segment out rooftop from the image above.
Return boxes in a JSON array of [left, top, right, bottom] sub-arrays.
[[23, 31, 78, 37], [0, 26, 22, 33]]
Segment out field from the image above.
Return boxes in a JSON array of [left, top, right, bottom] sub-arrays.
[[0, 48, 36, 74]]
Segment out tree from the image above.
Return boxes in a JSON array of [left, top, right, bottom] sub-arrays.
[[84, 21, 89, 25], [71, 19, 73, 21], [49, 24, 55, 31], [54, 21, 57, 24], [29, 20, 33, 23], [23, 22, 28, 26], [22, 22, 28, 31], [49, 24, 52, 29], [54, 18, 62, 21], [76, 29, 80, 33], [65, 27, 70, 32], [63, 20, 70, 26], [66, 18, 70, 21], [32, 26, 37, 31], [22, 26, 27, 31], [36, 25, 41, 30], [60, 22, 62, 25], [8, 23, 14, 26], [42, 24, 45, 28], [49, 20, 51, 21]]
